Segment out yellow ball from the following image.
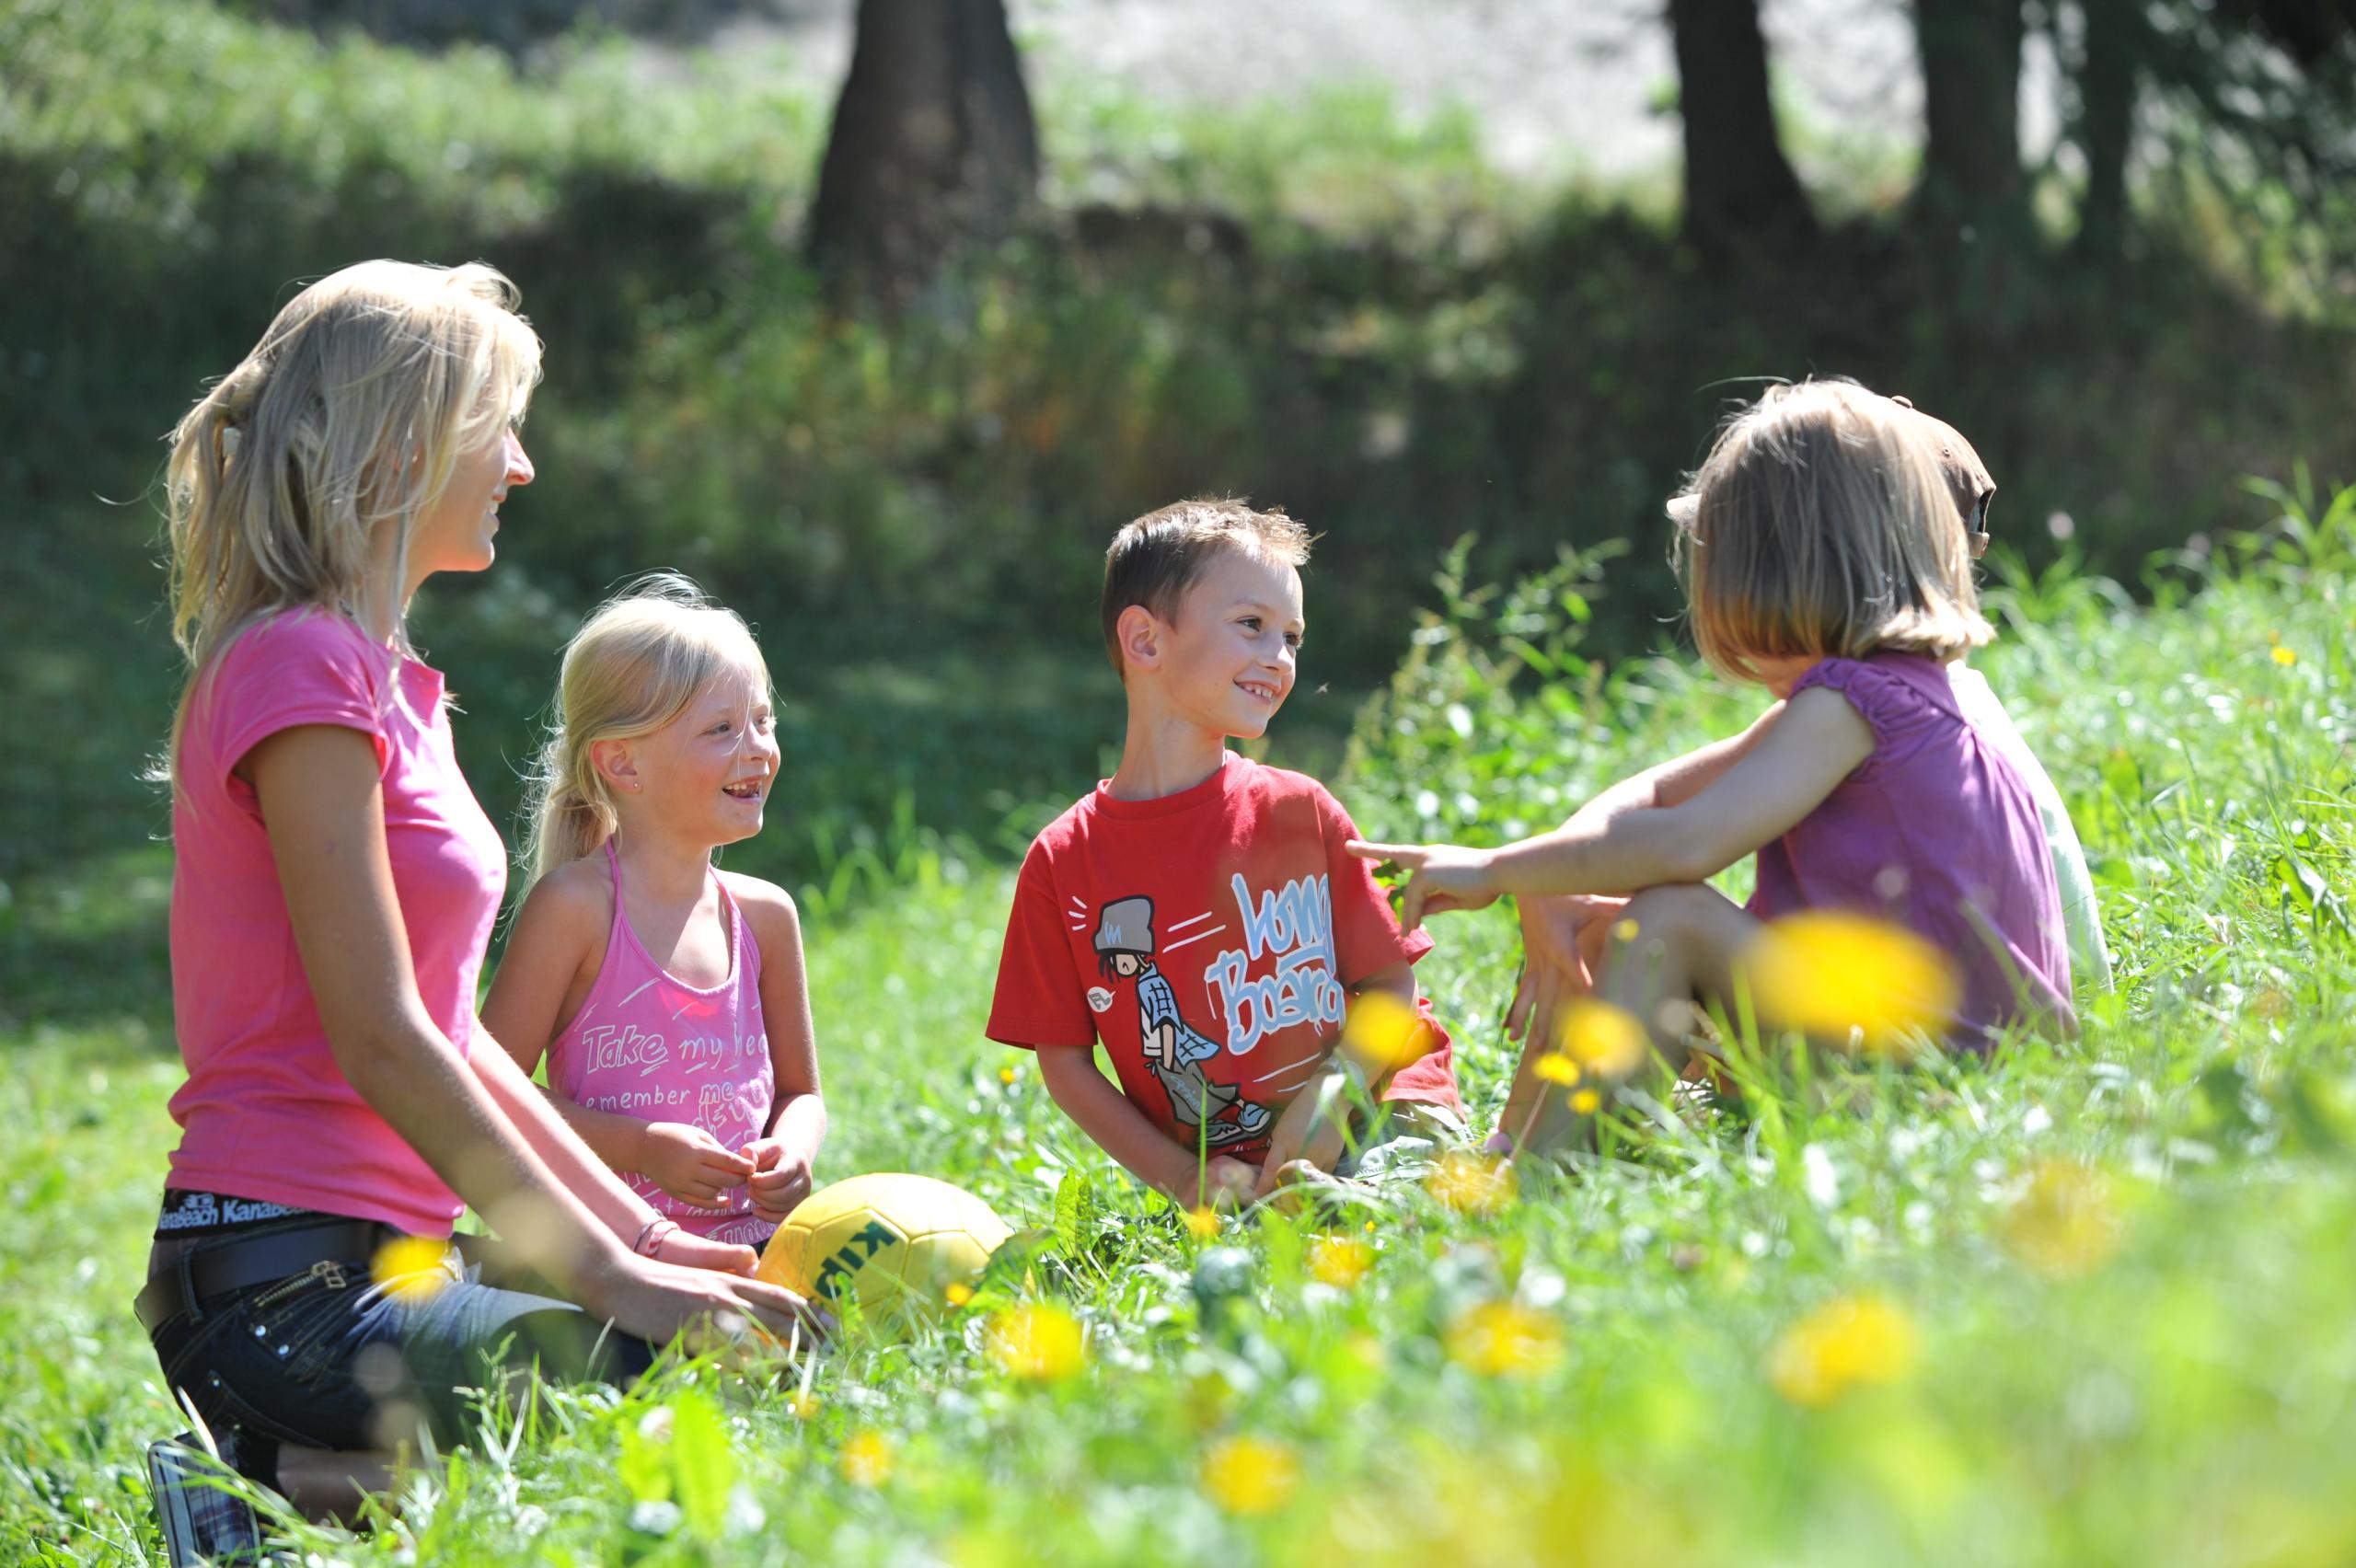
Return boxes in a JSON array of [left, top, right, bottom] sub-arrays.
[[756, 1173, 1011, 1324]]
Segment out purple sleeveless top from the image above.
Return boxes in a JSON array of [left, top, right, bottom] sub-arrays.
[[1749, 652, 2074, 1048], [547, 843, 774, 1245]]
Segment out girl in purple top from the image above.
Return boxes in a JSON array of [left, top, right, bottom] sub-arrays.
[[144, 262, 815, 1560], [1349, 381, 2073, 1155], [483, 576, 826, 1252]]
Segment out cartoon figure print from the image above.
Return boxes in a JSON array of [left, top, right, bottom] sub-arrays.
[[1091, 895, 1274, 1147]]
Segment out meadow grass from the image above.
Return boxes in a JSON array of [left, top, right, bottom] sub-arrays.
[[3, 490, 2351, 1565]]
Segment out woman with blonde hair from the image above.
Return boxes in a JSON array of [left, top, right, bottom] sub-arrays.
[[141, 260, 817, 1562], [1350, 380, 2073, 1154]]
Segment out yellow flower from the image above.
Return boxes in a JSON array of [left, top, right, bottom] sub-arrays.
[[2271, 645, 2298, 666], [1445, 1299, 1565, 1378], [1556, 998, 1646, 1078], [371, 1237, 451, 1305], [1767, 1294, 1919, 1406], [839, 1429, 894, 1487], [1569, 1088, 1601, 1115], [1998, 1161, 2124, 1280], [999, 1066, 1019, 1085], [1340, 991, 1435, 1072], [1307, 1236, 1373, 1288], [1745, 912, 1959, 1053], [1426, 1150, 1516, 1216], [1185, 1207, 1221, 1241], [1612, 917, 1640, 943], [986, 1303, 1086, 1381], [944, 1282, 975, 1309], [1532, 1053, 1581, 1086], [1201, 1435, 1301, 1516]]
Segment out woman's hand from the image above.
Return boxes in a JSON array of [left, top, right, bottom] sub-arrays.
[[649, 1227, 760, 1276], [1344, 840, 1501, 931], [578, 1246, 828, 1352], [637, 1123, 755, 1208], [1504, 894, 1627, 1044], [741, 1137, 815, 1221]]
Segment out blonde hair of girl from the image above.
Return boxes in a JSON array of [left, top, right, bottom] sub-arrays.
[[520, 573, 772, 885], [1670, 379, 1992, 685], [162, 259, 543, 778]]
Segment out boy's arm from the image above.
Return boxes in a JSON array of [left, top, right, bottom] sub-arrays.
[[1035, 1044, 1253, 1209], [734, 877, 826, 1220], [1252, 962, 1418, 1198]]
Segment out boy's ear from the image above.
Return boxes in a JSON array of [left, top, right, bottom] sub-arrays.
[[1115, 604, 1164, 675], [590, 737, 640, 793]]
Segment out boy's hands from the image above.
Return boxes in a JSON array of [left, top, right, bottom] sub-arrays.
[[741, 1136, 815, 1220], [636, 1122, 756, 1208], [1253, 1059, 1357, 1199], [1202, 1156, 1260, 1210], [1345, 840, 1501, 932]]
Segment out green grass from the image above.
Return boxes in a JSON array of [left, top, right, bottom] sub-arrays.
[[5, 490, 2352, 1564]]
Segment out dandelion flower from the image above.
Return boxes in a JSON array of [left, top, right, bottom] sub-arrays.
[[2271, 646, 2297, 667], [1185, 1207, 1221, 1241], [986, 1303, 1085, 1381], [371, 1237, 451, 1305], [999, 1066, 1018, 1085], [944, 1282, 975, 1309], [1998, 1161, 2124, 1280], [1341, 991, 1435, 1072], [1612, 918, 1641, 943], [1308, 1236, 1373, 1288], [1570, 1088, 1601, 1115], [1532, 1053, 1581, 1086], [1767, 1294, 1918, 1406], [1445, 1300, 1565, 1378], [1202, 1435, 1301, 1516], [1556, 998, 1646, 1078], [1426, 1150, 1516, 1216], [839, 1429, 893, 1487], [1746, 912, 1958, 1053]]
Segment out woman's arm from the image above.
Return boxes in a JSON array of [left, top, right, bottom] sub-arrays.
[[733, 878, 826, 1221], [1035, 1043, 1252, 1208], [248, 724, 813, 1338], [1351, 688, 1874, 928]]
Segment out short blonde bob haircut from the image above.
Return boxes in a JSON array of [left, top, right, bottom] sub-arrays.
[[519, 573, 771, 885], [163, 259, 543, 776], [1669, 380, 1991, 685]]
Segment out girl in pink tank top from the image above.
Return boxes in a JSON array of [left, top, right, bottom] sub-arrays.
[[1348, 382, 2074, 1157], [484, 577, 826, 1247]]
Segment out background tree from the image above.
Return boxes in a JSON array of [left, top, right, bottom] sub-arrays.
[[1666, 0, 1817, 253], [1914, 0, 2029, 228], [806, 0, 1041, 306]]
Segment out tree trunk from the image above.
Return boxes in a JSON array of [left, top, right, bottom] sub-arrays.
[[2074, 0, 2143, 259], [1667, 0, 1817, 253], [806, 0, 1040, 306], [1915, 0, 2027, 225]]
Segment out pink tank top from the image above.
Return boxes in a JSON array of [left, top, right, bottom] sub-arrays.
[[546, 842, 774, 1244]]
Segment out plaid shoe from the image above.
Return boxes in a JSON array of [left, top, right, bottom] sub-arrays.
[[146, 1430, 263, 1567]]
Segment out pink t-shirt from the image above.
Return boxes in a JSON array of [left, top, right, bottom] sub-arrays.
[[167, 607, 508, 1236]]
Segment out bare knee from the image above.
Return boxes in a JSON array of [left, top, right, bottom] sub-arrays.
[[1617, 884, 1721, 950]]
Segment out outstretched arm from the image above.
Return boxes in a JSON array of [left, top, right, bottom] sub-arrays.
[[1034, 1043, 1255, 1209], [734, 877, 826, 1222], [1350, 687, 1874, 929]]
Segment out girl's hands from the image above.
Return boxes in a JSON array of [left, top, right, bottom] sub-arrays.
[[637, 1122, 756, 1207], [1504, 894, 1627, 1044], [1345, 840, 1502, 931], [1202, 1156, 1260, 1211], [650, 1227, 760, 1276], [741, 1137, 815, 1221]]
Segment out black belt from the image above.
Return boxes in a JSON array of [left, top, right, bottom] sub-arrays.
[[133, 1218, 405, 1334]]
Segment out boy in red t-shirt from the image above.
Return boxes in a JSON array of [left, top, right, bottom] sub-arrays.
[[988, 500, 1463, 1210]]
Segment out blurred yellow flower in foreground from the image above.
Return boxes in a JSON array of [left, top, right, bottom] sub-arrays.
[[1308, 1236, 1373, 1288], [1998, 1160, 2124, 1279], [1570, 1088, 1602, 1115], [1446, 1300, 1565, 1378], [1341, 991, 1436, 1072], [1767, 1294, 1919, 1406], [839, 1429, 894, 1487], [1185, 1207, 1221, 1241], [1533, 1053, 1581, 1085], [1557, 998, 1647, 1078], [1747, 912, 1959, 1053], [987, 1303, 1085, 1381], [1202, 1435, 1302, 1516], [1426, 1150, 1516, 1216], [944, 1282, 975, 1308], [2272, 645, 2298, 666], [371, 1237, 450, 1305]]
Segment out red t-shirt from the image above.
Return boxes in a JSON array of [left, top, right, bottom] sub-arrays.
[[988, 755, 1460, 1163]]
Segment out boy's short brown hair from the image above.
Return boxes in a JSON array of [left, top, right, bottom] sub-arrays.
[[1101, 499, 1313, 676]]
